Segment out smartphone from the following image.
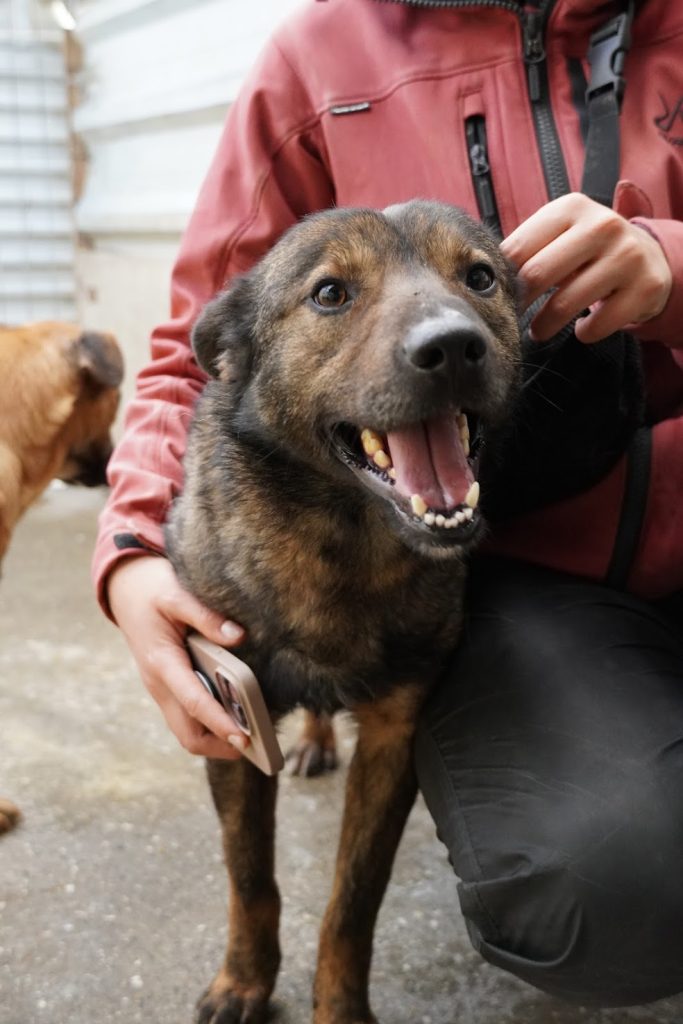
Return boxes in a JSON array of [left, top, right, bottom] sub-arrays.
[[186, 631, 284, 776]]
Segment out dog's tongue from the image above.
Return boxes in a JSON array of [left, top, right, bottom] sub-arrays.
[[386, 413, 474, 511]]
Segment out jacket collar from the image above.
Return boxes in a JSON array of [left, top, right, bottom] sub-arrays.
[[370, 0, 637, 41]]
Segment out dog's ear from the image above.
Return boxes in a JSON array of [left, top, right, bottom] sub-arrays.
[[72, 332, 125, 394], [192, 274, 256, 381]]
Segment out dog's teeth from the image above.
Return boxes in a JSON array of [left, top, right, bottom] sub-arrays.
[[457, 413, 471, 456], [411, 494, 428, 517], [388, 467, 397, 480], [361, 428, 384, 457], [464, 481, 480, 510], [421, 501, 474, 531], [360, 427, 394, 470]]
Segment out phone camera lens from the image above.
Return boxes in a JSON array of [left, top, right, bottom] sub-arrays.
[[216, 671, 250, 733]]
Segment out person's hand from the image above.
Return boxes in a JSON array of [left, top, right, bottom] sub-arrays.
[[107, 555, 248, 759], [500, 192, 673, 344]]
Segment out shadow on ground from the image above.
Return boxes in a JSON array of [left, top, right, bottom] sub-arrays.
[[1, 487, 682, 1024]]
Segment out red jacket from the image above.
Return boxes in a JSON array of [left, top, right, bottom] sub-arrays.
[[94, 0, 683, 612]]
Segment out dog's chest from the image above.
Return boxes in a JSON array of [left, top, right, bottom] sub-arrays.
[[199, 517, 461, 714]]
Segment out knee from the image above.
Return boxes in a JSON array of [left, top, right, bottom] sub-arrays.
[[458, 782, 683, 1006]]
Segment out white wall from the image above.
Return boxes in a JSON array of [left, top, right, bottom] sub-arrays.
[[73, 0, 304, 409]]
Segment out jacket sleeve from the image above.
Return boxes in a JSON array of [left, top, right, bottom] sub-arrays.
[[92, 37, 335, 617], [612, 180, 683, 353], [630, 217, 683, 358]]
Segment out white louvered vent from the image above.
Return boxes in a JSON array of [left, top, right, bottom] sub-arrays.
[[0, 0, 75, 324]]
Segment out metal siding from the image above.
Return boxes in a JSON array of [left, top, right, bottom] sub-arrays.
[[72, 0, 304, 407], [74, 0, 305, 238], [0, 1, 76, 323]]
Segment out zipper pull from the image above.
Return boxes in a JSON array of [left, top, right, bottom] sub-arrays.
[[523, 12, 545, 103], [465, 116, 501, 233], [470, 142, 497, 220], [469, 142, 490, 177]]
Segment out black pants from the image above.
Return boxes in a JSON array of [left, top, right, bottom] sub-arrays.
[[415, 558, 683, 1007]]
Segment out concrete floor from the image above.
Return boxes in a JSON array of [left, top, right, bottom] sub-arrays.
[[2, 485, 683, 1024]]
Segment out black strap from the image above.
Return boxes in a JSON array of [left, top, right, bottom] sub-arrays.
[[580, 3, 634, 206], [604, 426, 652, 590], [579, 3, 650, 588]]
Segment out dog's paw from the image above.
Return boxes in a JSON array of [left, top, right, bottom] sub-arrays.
[[195, 977, 271, 1024], [313, 1012, 378, 1024], [319, 1018, 378, 1024], [285, 739, 338, 778], [285, 711, 338, 778], [0, 798, 21, 835]]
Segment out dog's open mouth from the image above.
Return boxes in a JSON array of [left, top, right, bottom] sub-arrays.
[[331, 410, 484, 543]]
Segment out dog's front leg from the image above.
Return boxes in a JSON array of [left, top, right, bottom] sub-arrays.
[[197, 758, 280, 1024], [313, 686, 423, 1024]]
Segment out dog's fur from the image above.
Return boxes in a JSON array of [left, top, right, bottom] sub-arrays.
[[166, 201, 521, 1024], [0, 321, 123, 567]]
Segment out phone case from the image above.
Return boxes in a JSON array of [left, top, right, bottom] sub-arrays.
[[186, 632, 284, 775]]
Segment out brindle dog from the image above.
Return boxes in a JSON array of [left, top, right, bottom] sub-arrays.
[[166, 200, 521, 1024]]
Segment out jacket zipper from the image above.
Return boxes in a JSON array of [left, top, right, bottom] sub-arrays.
[[465, 116, 502, 237], [522, 2, 570, 199], [375, 0, 569, 204], [374, 0, 520, 10]]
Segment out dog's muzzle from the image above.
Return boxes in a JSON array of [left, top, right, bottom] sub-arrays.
[[403, 311, 489, 380]]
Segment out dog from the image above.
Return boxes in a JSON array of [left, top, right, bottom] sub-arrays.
[[0, 320, 123, 835], [0, 321, 123, 567], [165, 200, 521, 1024]]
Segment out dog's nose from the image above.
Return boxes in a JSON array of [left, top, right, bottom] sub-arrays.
[[403, 315, 488, 376]]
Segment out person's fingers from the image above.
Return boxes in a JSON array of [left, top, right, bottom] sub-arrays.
[[514, 225, 595, 309], [501, 192, 594, 268], [528, 259, 618, 341], [159, 584, 245, 649], [148, 639, 249, 748], [574, 292, 643, 344], [160, 697, 246, 760], [529, 237, 672, 342]]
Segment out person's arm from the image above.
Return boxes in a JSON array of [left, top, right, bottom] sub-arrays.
[[499, 189, 675, 346], [95, 36, 334, 758]]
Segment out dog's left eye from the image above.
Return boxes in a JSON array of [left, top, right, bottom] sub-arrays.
[[311, 280, 349, 309], [466, 263, 496, 293]]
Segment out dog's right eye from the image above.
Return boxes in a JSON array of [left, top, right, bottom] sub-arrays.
[[466, 263, 496, 294], [311, 280, 349, 310]]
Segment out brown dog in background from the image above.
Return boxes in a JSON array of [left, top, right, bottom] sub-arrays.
[[0, 320, 124, 833], [0, 320, 123, 566], [167, 200, 521, 1024]]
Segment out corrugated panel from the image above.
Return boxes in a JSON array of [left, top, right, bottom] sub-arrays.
[[72, 0, 305, 405], [74, 0, 304, 237], [0, 0, 76, 324]]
